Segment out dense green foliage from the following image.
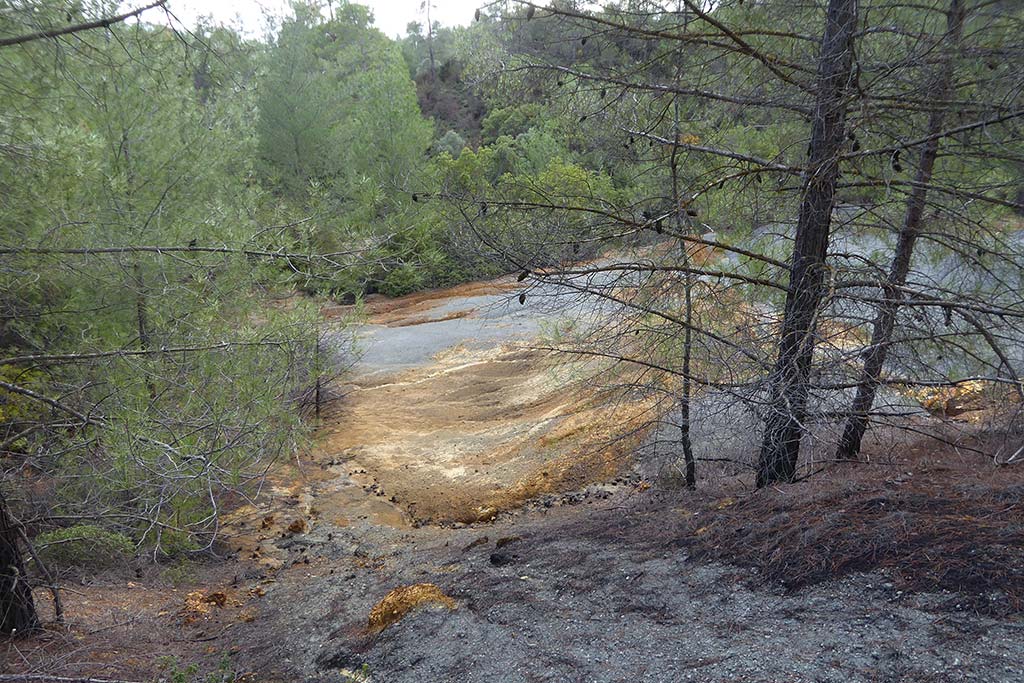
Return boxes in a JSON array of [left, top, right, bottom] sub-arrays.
[[1, 2, 319, 554], [35, 524, 135, 569]]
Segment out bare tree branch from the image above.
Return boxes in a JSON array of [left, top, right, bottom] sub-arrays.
[[0, 1, 168, 48]]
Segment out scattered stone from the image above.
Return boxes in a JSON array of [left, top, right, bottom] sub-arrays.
[[474, 506, 498, 522], [462, 536, 490, 552], [203, 591, 228, 607], [489, 551, 515, 566], [495, 535, 522, 549]]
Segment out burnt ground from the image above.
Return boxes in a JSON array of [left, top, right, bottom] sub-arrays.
[[5, 274, 1024, 682], [11, 472, 1024, 683], [234, 440, 1024, 683]]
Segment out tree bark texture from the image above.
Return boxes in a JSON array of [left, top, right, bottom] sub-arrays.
[[836, 0, 966, 460], [757, 0, 859, 487], [0, 492, 39, 635]]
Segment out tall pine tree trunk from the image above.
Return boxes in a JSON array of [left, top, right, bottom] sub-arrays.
[[757, 0, 858, 487], [836, 0, 966, 460], [671, 90, 696, 489], [0, 491, 38, 635]]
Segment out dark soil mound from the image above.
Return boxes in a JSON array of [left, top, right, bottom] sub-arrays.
[[673, 447, 1024, 615]]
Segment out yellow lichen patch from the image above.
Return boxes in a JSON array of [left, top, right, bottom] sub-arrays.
[[471, 506, 498, 523], [367, 584, 456, 633]]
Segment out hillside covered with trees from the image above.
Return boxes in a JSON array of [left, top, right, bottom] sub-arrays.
[[1, 1, 1023, 681]]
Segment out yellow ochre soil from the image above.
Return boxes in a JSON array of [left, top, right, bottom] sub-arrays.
[[317, 342, 654, 525], [220, 277, 655, 570]]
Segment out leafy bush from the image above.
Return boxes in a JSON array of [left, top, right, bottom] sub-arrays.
[[157, 529, 201, 557], [379, 263, 428, 297], [35, 524, 134, 569], [158, 654, 239, 683]]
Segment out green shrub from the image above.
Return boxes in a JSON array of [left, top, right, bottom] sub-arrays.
[[156, 528, 200, 556], [35, 524, 134, 569], [161, 558, 198, 587], [158, 654, 239, 683], [379, 263, 427, 297]]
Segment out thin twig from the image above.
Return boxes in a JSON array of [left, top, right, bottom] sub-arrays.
[[0, 1, 167, 48]]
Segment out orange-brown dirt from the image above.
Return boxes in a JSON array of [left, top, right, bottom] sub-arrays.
[[315, 344, 654, 525], [322, 277, 518, 325], [213, 277, 658, 568], [220, 347, 653, 559]]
